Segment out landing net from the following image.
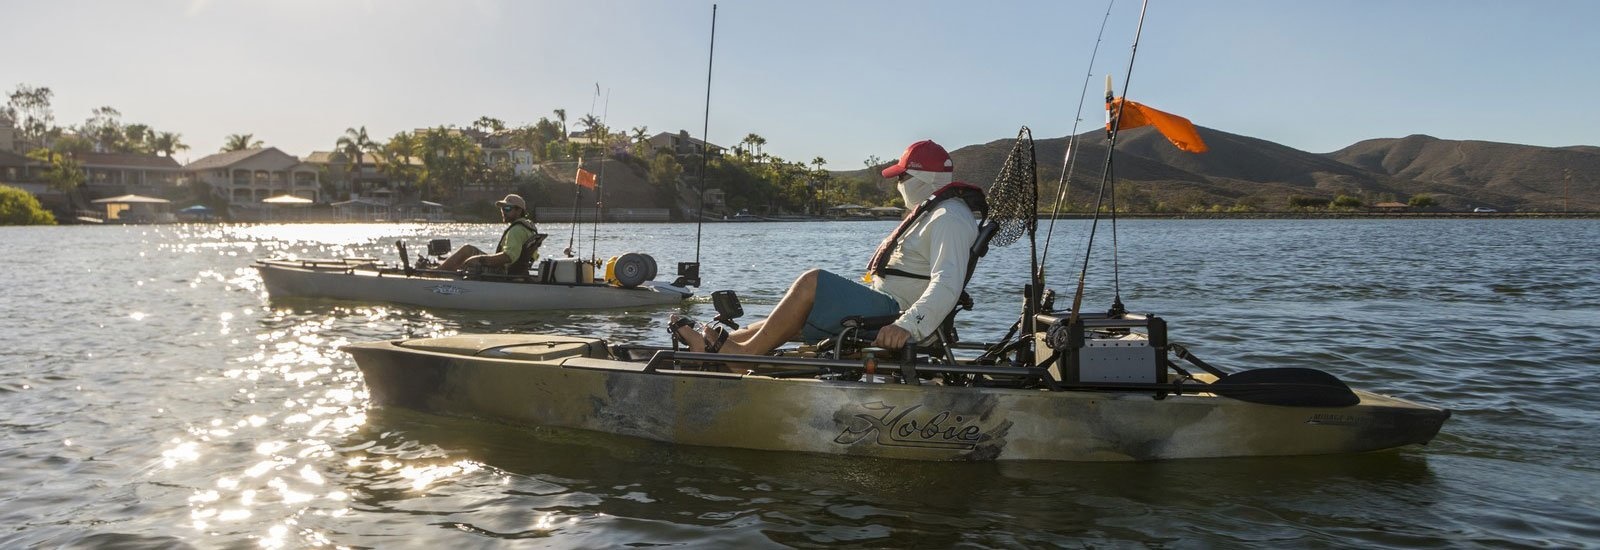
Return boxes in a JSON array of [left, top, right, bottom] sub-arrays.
[[986, 126, 1039, 248]]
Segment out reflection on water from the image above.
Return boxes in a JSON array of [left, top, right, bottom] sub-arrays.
[[1, 220, 1598, 547]]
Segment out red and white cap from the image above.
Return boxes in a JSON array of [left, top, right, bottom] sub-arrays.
[[880, 139, 953, 178]]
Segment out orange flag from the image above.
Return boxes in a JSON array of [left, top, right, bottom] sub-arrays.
[[1107, 97, 1209, 153], [575, 167, 597, 189]]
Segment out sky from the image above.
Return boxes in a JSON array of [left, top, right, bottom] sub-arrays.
[[4, 0, 1597, 169]]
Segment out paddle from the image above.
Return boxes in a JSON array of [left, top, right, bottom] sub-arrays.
[[1204, 367, 1361, 408]]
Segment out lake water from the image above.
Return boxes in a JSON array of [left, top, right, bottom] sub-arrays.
[[2, 219, 1597, 548]]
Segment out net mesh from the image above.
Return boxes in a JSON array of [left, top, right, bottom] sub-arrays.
[[986, 127, 1038, 247]]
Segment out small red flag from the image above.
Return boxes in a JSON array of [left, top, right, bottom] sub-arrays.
[[1107, 97, 1209, 153], [576, 167, 597, 189]]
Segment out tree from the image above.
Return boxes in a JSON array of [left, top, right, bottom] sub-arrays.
[[81, 106, 124, 152], [380, 130, 423, 196], [740, 133, 767, 162], [1408, 194, 1436, 209], [50, 134, 94, 156], [0, 184, 57, 225], [151, 131, 188, 158], [473, 116, 506, 134], [121, 123, 153, 153], [648, 153, 683, 187], [1331, 194, 1363, 209], [222, 133, 263, 152], [1288, 195, 1330, 209], [630, 126, 649, 144], [27, 148, 84, 192], [4, 84, 55, 152], [415, 127, 482, 201], [577, 114, 602, 135], [552, 109, 568, 139], [336, 126, 377, 192]]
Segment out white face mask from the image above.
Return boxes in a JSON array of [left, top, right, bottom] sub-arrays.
[[896, 171, 942, 207]]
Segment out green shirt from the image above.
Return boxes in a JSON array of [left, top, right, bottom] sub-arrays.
[[498, 219, 537, 265]]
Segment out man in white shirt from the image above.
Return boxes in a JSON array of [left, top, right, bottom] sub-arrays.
[[672, 140, 981, 354]]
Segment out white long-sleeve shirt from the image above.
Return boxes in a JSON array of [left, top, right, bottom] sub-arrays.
[[868, 200, 978, 341]]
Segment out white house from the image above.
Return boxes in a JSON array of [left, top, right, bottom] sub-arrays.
[[186, 148, 322, 205]]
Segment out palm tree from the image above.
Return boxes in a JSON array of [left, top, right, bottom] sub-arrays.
[[336, 126, 377, 193], [741, 133, 768, 162], [552, 109, 567, 140], [221, 133, 263, 152], [473, 116, 505, 134], [151, 132, 188, 158], [630, 126, 650, 144], [577, 114, 602, 136]]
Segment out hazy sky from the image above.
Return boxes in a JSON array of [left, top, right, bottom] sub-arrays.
[[4, 0, 1596, 168]]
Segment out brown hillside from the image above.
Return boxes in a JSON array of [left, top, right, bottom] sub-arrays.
[[836, 127, 1597, 212], [1327, 135, 1600, 211], [538, 158, 664, 210]]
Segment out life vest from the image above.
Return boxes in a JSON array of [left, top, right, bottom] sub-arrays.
[[865, 182, 987, 281], [494, 217, 541, 276]]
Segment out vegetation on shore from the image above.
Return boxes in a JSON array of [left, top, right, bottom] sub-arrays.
[[0, 184, 56, 225]]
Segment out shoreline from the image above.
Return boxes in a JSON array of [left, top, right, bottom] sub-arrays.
[[24, 211, 1600, 226]]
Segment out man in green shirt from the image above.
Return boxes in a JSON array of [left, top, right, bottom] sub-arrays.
[[438, 194, 543, 275]]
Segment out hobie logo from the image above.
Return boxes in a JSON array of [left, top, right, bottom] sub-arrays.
[[834, 402, 984, 450], [427, 285, 467, 296]]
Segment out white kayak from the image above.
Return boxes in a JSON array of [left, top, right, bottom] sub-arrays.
[[255, 258, 692, 311]]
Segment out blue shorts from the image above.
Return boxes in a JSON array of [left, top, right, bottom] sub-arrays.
[[802, 270, 902, 342]]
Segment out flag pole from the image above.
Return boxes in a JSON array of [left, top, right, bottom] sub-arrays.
[[590, 87, 610, 264]]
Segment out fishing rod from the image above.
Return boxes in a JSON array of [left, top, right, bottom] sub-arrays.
[[590, 87, 611, 264], [680, 3, 716, 288], [1067, 0, 1148, 326], [1038, 0, 1117, 290], [692, 4, 717, 264]]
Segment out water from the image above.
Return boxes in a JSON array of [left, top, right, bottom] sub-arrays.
[[2, 219, 1597, 548]]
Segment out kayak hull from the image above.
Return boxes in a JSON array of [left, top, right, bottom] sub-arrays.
[[344, 334, 1451, 462], [255, 259, 689, 311]]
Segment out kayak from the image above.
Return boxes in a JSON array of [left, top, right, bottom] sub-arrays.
[[255, 257, 691, 311], [343, 314, 1450, 462]]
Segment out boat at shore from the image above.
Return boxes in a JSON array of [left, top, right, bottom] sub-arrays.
[[256, 253, 691, 311]]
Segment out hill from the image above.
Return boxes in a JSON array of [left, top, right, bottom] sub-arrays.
[[1326, 134, 1600, 211], [837, 128, 1597, 212]]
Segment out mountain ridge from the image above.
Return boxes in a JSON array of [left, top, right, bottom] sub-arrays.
[[839, 127, 1598, 212]]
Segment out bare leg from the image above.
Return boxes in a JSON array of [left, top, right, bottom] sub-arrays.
[[674, 270, 820, 355], [437, 245, 485, 270]]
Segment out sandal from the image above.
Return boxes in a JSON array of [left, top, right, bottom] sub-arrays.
[[703, 323, 730, 354], [668, 315, 729, 353]]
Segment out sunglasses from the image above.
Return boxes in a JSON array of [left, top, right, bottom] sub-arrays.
[[500, 205, 520, 212]]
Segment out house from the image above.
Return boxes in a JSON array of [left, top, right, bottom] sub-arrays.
[[647, 131, 724, 157], [186, 148, 322, 205], [0, 148, 35, 184], [78, 152, 185, 197]]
